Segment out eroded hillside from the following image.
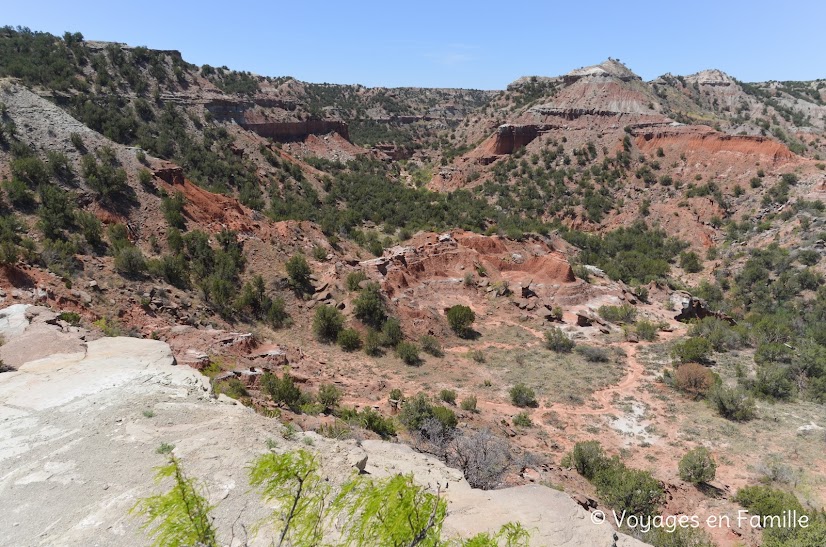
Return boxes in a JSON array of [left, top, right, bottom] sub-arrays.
[[1, 27, 826, 547]]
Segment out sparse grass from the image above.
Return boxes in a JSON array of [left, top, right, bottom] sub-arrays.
[[142, 409, 155, 418], [485, 345, 625, 405], [156, 442, 175, 454], [635, 342, 826, 507], [512, 412, 533, 427]]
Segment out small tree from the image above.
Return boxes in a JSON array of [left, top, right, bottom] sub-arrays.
[[678, 447, 716, 484], [446, 305, 475, 337], [381, 317, 403, 347], [249, 450, 329, 547], [363, 328, 382, 356], [544, 327, 574, 352], [313, 305, 344, 343], [680, 251, 703, 273], [286, 254, 313, 294], [353, 282, 386, 328], [571, 441, 606, 480], [131, 456, 217, 547]]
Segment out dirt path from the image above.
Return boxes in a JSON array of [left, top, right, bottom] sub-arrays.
[[544, 342, 645, 417]]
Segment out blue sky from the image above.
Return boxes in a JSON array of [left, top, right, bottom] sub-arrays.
[[5, 1, 825, 89]]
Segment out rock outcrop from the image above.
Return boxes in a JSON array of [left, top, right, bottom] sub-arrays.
[[0, 305, 645, 545]]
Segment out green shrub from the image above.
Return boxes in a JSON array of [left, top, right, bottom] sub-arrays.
[[11, 156, 49, 187], [70, 133, 85, 152], [261, 372, 305, 410], [313, 305, 344, 343], [509, 383, 537, 408], [318, 384, 341, 410], [635, 319, 659, 341], [512, 412, 532, 427], [108, 223, 130, 253], [576, 345, 611, 363], [544, 327, 574, 352], [138, 168, 153, 187], [396, 341, 421, 365], [355, 408, 396, 438], [678, 447, 716, 484], [460, 395, 477, 412], [679, 251, 703, 273], [148, 254, 190, 289], [398, 393, 456, 432], [570, 442, 663, 517], [46, 151, 73, 183], [161, 192, 186, 229], [389, 389, 404, 403], [265, 297, 289, 328], [285, 254, 313, 294], [74, 210, 103, 249], [707, 384, 756, 421], [571, 441, 605, 480], [215, 377, 249, 400], [446, 305, 475, 337], [593, 460, 664, 519], [672, 337, 713, 364], [93, 317, 121, 337], [3, 178, 36, 209], [734, 485, 803, 518], [419, 335, 443, 357], [381, 317, 403, 347], [82, 153, 128, 203], [337, 328, 362, 352], [38, 185, 75, 239], [114, 246, 147, 277], [754, 363, 796, 401], [439, 389, 457, 405], [688, 317, 746, 352], [598, 304, 637, 324], [561, 223, 685, 284], [57, 311, 81, 326], [431, 406, 458, 430], [353, 282, 386, 328], [312, 245, 327, 261], [363, 328, 383, 356], [346, 270, 367, 291]]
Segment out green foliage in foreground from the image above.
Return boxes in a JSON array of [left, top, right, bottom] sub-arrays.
[[131, 456, 217, 547], [134, 448, 531, 546]]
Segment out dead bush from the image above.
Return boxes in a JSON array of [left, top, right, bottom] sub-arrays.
[[674, 362, 713, 397]]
